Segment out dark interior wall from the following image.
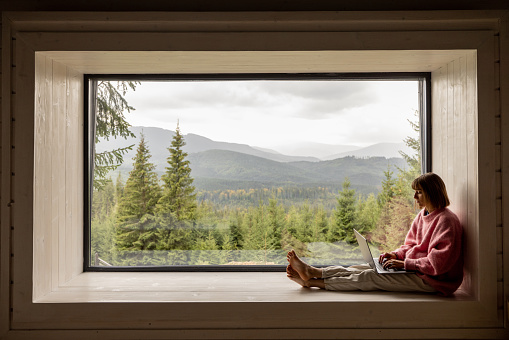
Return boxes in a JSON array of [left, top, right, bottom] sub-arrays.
[[1, 0, 509, 12]]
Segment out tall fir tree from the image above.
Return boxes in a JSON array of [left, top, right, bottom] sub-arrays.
[[156, 122, 197, 253], [329, 177, 358, 243], [94, 81, 139, 190], [157, 122, 197, 221], [116, 133, 161, 250], [399, 110, 422, 182], [377, 165, 396, 208]]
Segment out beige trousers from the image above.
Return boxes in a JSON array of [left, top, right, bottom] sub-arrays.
[[322, 264, 437, 293]]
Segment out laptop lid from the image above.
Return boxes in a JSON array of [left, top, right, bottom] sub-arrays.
[[353, 229, 408, 274], [353, 229, 377, 270]]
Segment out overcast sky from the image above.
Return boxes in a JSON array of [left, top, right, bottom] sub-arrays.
[[122, 80, 419, 149]]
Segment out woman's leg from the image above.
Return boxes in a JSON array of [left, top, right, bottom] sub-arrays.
[[323, 269, 437, 293], [287, 264, 325, 289], [287, 250, 370, 280], [321, 264, 371, 278], [286, 250, 323, 281]]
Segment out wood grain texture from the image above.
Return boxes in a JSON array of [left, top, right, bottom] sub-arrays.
[[2, 9, 508, 339], [0, 17, 12, 338]]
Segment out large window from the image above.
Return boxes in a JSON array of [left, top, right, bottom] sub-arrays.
[[85, 73, 430, 271]]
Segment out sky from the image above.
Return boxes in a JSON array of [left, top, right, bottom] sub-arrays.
[[122, 79, 419, 150]]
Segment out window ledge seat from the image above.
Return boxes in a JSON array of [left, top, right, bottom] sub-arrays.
[[34, 271, 471, 303]]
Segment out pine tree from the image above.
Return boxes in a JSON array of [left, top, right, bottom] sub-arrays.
[[295, 202, 314, 243], [313, 206, 329, 242], [330, 177, 358, 243], [116, 133, 161, 250], [372, 195, 415, 252], [156, 122, 197, 252], [91, 178, 117, 264], [378, 165, 396, 208], [355, 193, 380, 235], [399, 110, 422, 181], [266, 198, 285, 249], [157, 122, 197, 221], [94, 81, 139, 190]]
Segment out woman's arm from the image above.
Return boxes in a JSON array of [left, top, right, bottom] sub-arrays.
[[404, 217, 462, 276], [391, 216, 419, 260]]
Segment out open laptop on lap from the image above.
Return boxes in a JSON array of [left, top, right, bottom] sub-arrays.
[[353, 229, 408, 274]]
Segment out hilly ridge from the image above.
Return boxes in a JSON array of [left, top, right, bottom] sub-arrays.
[[186, 150, 406, 193], [98, 126, 410, 193], [96, 126, 320, 165]]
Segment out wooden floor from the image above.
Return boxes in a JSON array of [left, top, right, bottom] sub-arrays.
[[35, 272, 468, 303]]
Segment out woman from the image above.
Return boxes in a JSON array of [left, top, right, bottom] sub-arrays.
[[286, 172, 463, 296]]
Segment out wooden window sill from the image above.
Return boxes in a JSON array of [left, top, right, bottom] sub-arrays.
[[34, 271, 471, 303]]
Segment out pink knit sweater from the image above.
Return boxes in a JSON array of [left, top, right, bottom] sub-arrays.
[[392, 207, 463, 296]]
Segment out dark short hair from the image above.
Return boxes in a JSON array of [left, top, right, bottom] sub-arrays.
[[411, 172, 450, 209]]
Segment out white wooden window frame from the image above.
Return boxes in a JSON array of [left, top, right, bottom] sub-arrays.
[[1, 11, 507, 339]]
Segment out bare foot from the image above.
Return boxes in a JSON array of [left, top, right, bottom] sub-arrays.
[[286, 250, 321, 281], [286, 264, 309, 288]]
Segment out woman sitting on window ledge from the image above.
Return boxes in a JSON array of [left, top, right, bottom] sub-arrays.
[[286, 172, 463, 296]]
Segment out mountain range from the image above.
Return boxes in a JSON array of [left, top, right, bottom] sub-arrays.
[[96, 126, 411, 192]]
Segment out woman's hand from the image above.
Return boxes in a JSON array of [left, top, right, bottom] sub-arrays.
[[382, 259, 405, 270], [378, 252, 397, 264]]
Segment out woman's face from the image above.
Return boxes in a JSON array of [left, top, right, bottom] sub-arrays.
[[413, 187, 429, 210]]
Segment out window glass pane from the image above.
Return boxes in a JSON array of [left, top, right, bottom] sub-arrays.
[[89, 77, 423, 268]]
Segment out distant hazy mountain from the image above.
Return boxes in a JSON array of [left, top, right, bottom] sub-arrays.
[[187, 150, 406, 192], [188, 150, 323, 183], [97, 126, 409, 193], [322, 142, 413, 160], [95, 126, 320, 165], [274, 142, 361, 159]]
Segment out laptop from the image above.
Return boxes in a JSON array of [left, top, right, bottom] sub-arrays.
[[353, 229, 408, 274]]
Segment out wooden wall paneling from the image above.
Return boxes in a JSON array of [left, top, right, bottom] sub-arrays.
[[476, 36, 499, 314], [33, 53, 51, 300], [16, 31, 493, 55], [497, 225, 504, 256], [431, 66, 445, 175], [11, 36, 36, 321], [457, 55, 468, 244], [441, 63, 449, 179], [498, 253, 504, 282], [464, 51, 478, 296], [34, 50, 473, 74], [446, 59, 455, 187], [43, 55, 53, 292], [64, 66, 73, 283], [56, 63, 67, 286], [1, 328, 509, 340], [452, 55, 463, 213], [68, 66, 83, 278], [52, 60, 66, 288], [2, 11, 504, 33], [0, 16, 12, 337], [499, 12, 509, 327]]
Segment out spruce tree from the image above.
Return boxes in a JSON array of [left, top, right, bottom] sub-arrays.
[[156, 123, 197, 253], [330, 177, 358, 243], [399, 110, 422, 181], [116, 133, 161, 250], [157, 122, 197, 221], [94, 81, 139, 190], [378, 165, 396, 208]]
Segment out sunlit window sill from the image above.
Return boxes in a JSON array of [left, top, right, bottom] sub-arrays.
[[34, 272, 471, 303]]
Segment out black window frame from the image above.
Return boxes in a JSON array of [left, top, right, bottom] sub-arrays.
[[83, 72, 432, 272]]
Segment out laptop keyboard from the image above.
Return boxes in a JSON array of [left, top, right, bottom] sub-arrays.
[[374, 260, 398, 272]]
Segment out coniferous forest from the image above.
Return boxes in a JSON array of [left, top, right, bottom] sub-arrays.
[[90, 81, 421, 268]]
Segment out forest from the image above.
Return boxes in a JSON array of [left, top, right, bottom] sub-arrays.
[[91, 125, 421, 267], [90, 81, 421, 268]]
